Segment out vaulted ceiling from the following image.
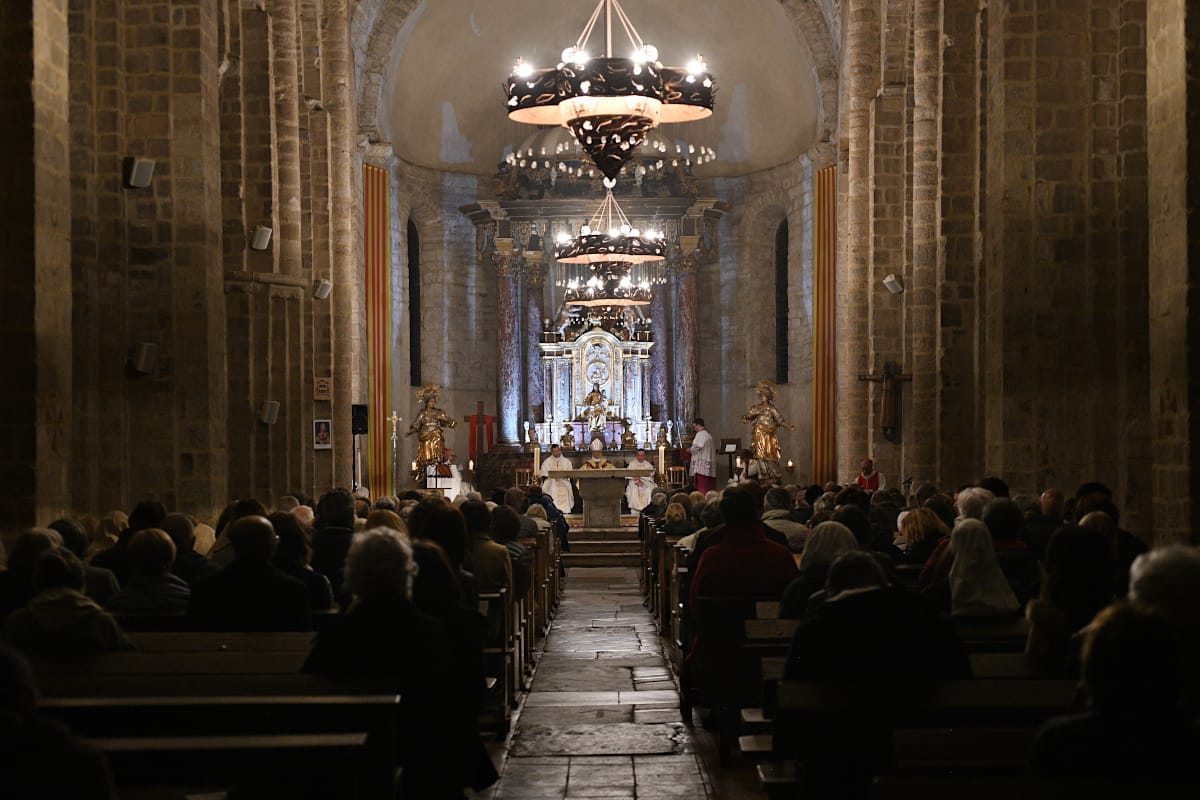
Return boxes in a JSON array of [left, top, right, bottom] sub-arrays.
[[374, 0, 827, 178]]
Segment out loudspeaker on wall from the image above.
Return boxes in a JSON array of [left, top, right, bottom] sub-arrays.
[[351, 404, 369, 434], [313, 278, 333, 300], [130, 342, 157, 374], [258, 400, 281, 425], [124, 157, 156, 189], [250, 225, 273, 251]]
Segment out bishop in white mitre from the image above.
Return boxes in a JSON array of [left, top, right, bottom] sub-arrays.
[[624, 448, 657, 513], [539, 443, 575, 513]]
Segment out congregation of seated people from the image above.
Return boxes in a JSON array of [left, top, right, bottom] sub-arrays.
[[637, 472, 1200, 791], [0, 484, 569, 798]]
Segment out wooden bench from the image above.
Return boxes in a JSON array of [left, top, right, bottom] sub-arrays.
[[479, 588, 514, 734], [126, 631, 315, 652], [44, 692, 401, 799], [94, 732, 370, 799], [752, 678, 1079, 796]]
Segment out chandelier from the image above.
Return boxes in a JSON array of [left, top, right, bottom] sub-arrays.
[[504, 125, 715, 180], [504, 0, 716, 181], [554, 179, 664, 306]]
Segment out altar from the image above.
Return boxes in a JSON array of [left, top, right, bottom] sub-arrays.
[[548, 469, 650, 529]]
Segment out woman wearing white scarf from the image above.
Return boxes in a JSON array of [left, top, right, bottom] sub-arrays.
[[949, 519, 1020, 618]]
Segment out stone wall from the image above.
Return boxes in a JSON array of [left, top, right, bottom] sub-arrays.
[[0, 0, 73, 529], [835, 0, 1155, 535]]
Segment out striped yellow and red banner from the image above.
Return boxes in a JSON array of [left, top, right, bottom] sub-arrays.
[[363, 165, 391, 495], [811, 166, 837, 484]]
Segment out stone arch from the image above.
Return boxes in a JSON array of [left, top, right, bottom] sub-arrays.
[[351, 1, 841, 153]]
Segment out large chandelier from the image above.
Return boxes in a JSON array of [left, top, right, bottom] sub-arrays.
[[504, 0, 716, 181]]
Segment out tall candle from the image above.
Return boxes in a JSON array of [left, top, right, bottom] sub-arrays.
[[657, 444, 666, 477], [533, 447, 541, 476]]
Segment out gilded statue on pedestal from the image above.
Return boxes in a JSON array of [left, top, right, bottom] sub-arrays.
[[560, 423, 577, 451], [580, 382, 611, 443], [407, 384, 456, 477], [742, 380, 795, 480]]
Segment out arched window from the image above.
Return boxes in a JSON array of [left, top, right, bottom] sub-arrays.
[[775, 219, 789, 384], [407, 219, 421, 387]]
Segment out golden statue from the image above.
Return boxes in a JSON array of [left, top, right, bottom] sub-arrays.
[[742, 380, 795, 465], [560, 423, 576, 451], [620, 418, 639, 450], [407, 384, 456, 476]]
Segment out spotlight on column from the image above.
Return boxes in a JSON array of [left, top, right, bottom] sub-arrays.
[[258, 400, 280, 425], [313, 278, 333, 300], [249, 225, 273, 251], [882, 274, 904, 295], [123, 157, 156, 189]]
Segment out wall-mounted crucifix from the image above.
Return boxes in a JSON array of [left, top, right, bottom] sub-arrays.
[[857, 362, 912, 442]]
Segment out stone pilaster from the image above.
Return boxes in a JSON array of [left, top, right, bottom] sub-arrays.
[[673, 247, 700, 427], [524, 255, 546, 425], [1147, 0, 1200, 543], [0, 0, 72, 527], [271, 0, 302, 277], [493, 243, 522, 448]]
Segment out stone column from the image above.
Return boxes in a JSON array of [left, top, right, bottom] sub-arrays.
[[1147, 0, 1200, 543], [323, 0, 358, 489], [524, 255, 546, 424], [649, 276, 669, 420], [836, 0, 879, 482], [908, 0, 939, 481], [493, 243, 522, 448], [0, 0, 72, 526], [271, 0, 302, 277], [673, 246, 700, 426]]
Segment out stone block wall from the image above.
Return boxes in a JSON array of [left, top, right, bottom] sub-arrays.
[[837, 0, 1155, 535], [0, 0, 73, 529]]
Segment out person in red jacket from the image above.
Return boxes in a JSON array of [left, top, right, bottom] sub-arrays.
[[685, 485, 799, 749], [686, 486, 799, 666]]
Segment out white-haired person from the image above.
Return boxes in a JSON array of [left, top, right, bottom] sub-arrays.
[[303, 527, 462, 798], [1129, 545, 1200, 712]]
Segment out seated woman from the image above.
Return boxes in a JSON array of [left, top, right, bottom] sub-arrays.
[[779, 521, 858, 619], [1025, 525, 1113, 675], [922, 519, 1021, 618], [4, 549, 132, 656], [1031, 603, 1200, 784], [303, 528, 469, 799], [896, 507, 948, 566]]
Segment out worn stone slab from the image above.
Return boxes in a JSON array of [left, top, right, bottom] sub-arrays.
[[518, 705, 633, 725], [524, 691, 621, 707], [531, 663, 633, 692], [509, 723, 688, 757], [633, 708, 683, 724]]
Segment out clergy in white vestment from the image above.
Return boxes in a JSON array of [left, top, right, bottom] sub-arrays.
[[624, 448, 657, 513], [539, 443, 575, 513]]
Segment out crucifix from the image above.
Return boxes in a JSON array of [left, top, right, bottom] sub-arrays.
[[857, 362, 912, 442]]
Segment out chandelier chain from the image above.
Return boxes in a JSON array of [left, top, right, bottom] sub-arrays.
[[576, 0, 644, 58]]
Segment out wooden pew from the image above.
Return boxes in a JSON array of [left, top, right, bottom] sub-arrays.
[[94, 732, 369, 799], [754, 678, 1078, 796], [43, 691, 400, 799], [479, 588, 514, 734], [127, 631, 315, 652]]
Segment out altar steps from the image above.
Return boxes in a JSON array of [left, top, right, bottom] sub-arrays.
[[562, 522, 642, 568]]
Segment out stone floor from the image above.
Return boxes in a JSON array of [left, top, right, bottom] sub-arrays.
[[469, 567, 761, 800]]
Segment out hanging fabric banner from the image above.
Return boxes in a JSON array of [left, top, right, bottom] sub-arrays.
[[364, 164, 391, 494], [812, 166, 837, 484]]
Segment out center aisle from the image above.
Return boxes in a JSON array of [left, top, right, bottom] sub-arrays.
[[476, 566, 758, 799]]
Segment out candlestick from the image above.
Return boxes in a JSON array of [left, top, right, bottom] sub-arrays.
[[469, 459, 474, 471]]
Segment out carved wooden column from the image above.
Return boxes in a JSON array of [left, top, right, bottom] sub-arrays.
[[492, 242, 522, 447], [673, 244, 700, 426], [524, 254, 546, 425]]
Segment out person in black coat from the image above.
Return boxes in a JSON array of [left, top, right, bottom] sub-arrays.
[[1031, 602, 1200, 785], [785, 552, 971, 799], [187, 516, 312, 631], [304, 528, 471, 799], [310, 488, 357, 597], [269, 512, 333, 611]]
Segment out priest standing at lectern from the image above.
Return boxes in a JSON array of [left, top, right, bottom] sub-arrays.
[[624, 448, 657, 513], [540, 444, 575, 514]]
